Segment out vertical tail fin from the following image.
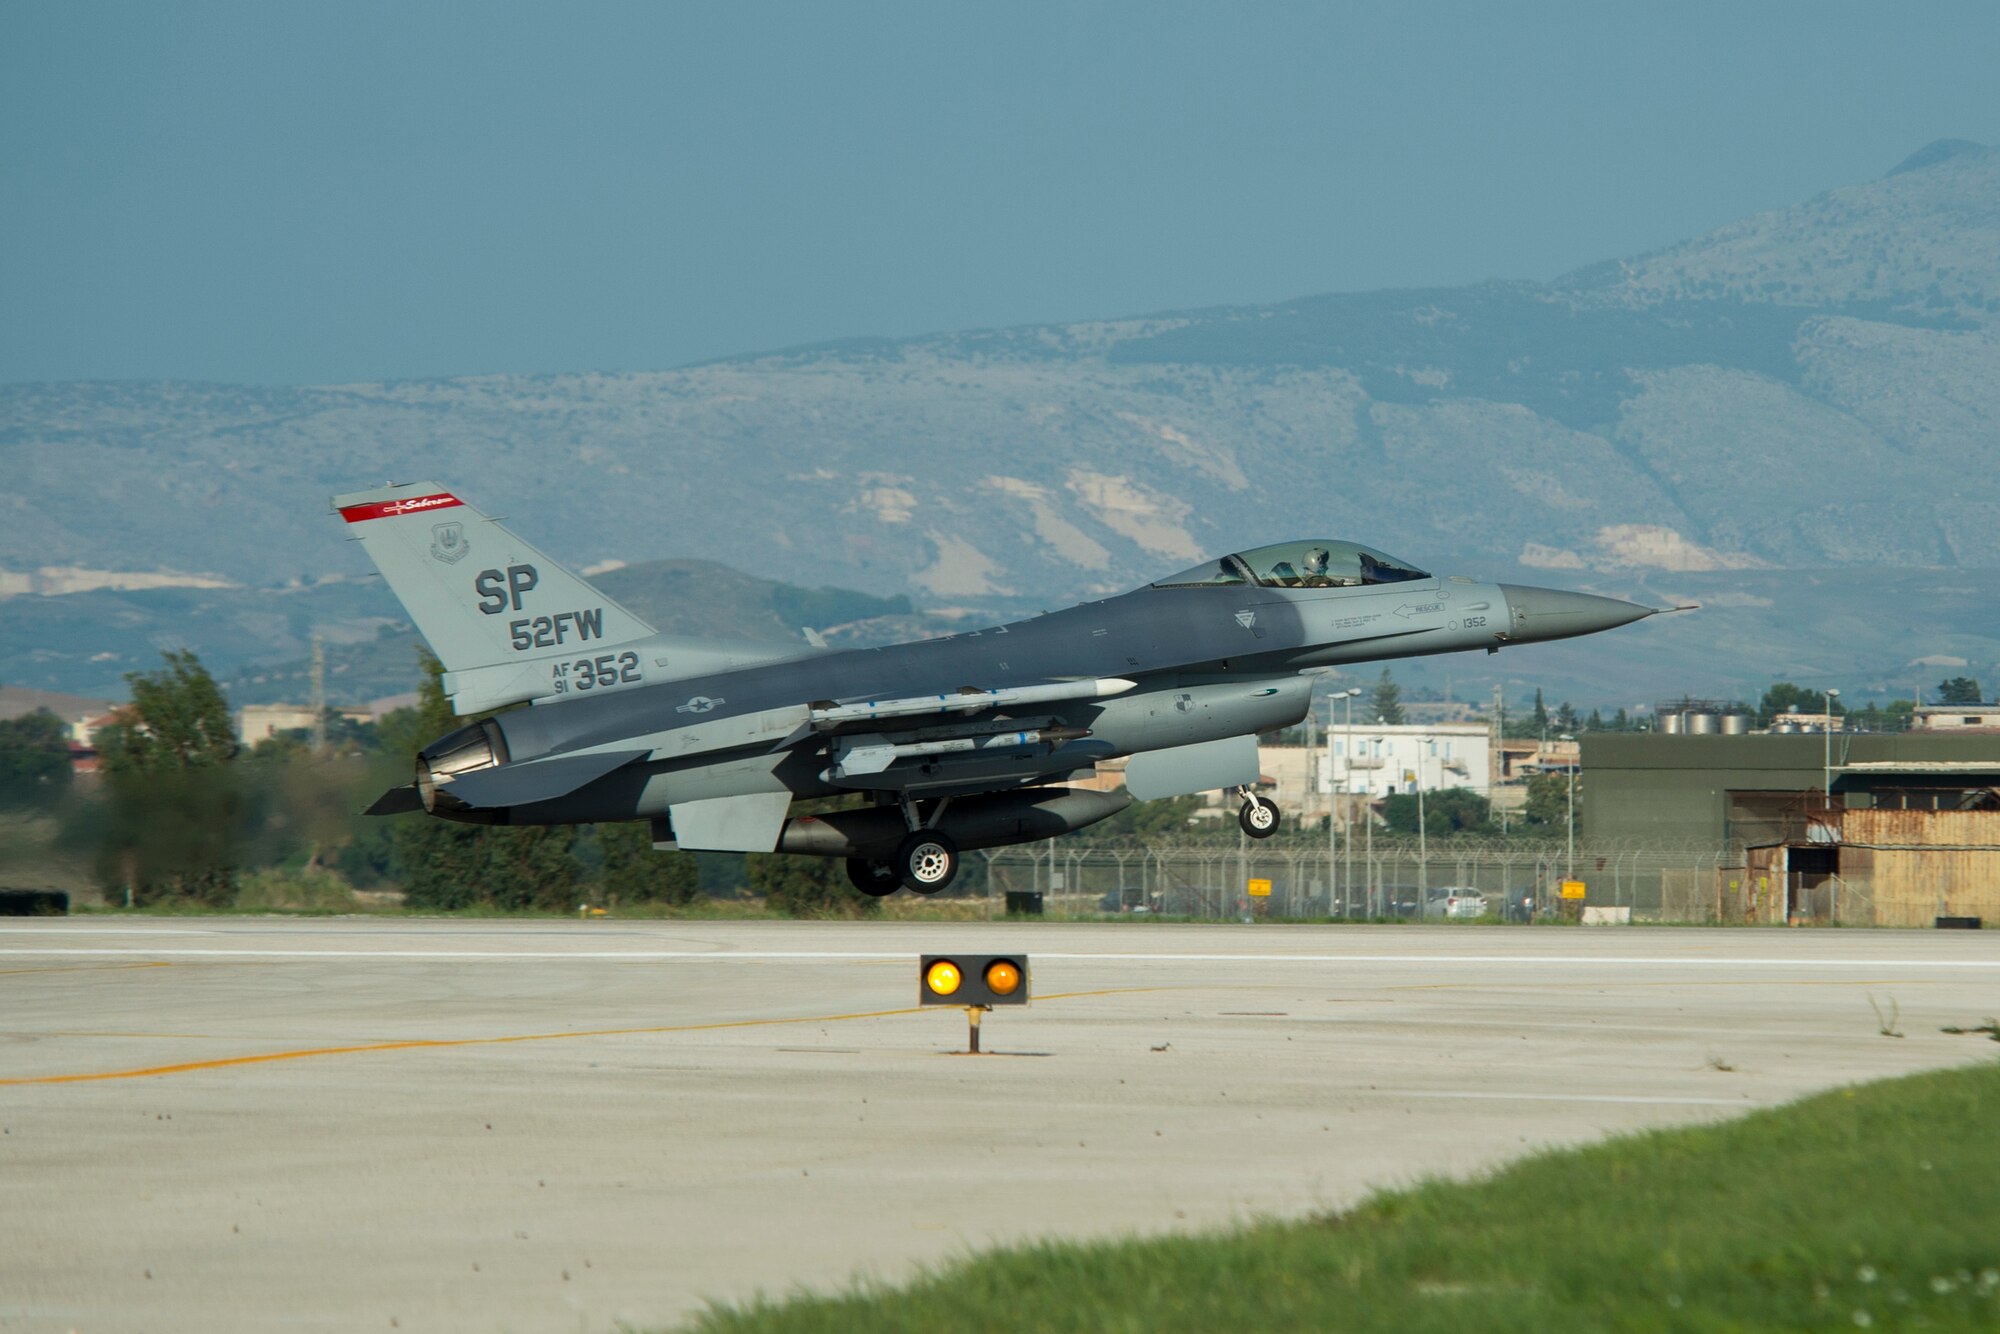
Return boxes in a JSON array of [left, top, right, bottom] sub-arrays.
[[332, 482, 654, 678]]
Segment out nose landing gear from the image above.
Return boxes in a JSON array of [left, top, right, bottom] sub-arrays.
[[1237, 787, 1280, 839]]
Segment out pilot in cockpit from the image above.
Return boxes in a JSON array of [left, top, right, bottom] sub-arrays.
[[1301, 547, 1332, 587]]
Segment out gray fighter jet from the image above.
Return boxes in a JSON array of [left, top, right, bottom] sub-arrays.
[[344, 482, 1664, 895]]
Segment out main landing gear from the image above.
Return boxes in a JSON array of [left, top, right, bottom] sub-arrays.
[[844, 857, 902, 897], [1237, 787, 1280, 839], [894, 829, 960, 894], [845, 798, 964, 896]]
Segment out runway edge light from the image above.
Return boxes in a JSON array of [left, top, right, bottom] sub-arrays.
[[918, 954, 1030, 1007]]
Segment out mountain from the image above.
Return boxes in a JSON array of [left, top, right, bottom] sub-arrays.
[[0, 559, 932, 707], [4, 140, 1998, 704]]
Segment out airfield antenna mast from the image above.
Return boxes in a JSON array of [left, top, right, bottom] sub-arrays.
[[309, 634, 327, 754]]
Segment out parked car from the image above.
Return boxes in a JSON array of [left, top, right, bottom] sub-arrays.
[[1422, 887, 1487, 919], [1098, 887, 1160, 914]]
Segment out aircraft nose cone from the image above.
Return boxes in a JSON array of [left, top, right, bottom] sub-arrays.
[[1498, 584, 1655, 645]]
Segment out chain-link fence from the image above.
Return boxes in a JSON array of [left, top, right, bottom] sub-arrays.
[[967, 835, 1932, 925]]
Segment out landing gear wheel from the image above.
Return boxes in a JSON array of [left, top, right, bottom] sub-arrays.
[[845, 857, 902, 897], [1239, 796, 1281, 839], [895, 830, 960, 894]]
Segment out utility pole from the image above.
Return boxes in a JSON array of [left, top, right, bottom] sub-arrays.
[[1343, 686, 1361, 915], [1491, 683, 1506, 837], [1320, 688, 1334, 914], [1415, 736, 1430, 902], [309, 633, 327, 754], [1561, 732, 1577, 879]]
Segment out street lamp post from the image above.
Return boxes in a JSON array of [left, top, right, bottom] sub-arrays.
[[1559, 732, 1577, 880], [1341, 686, 1361, 915], [1823, 688, 1841, 800], [1415, 735, 1431, 905]]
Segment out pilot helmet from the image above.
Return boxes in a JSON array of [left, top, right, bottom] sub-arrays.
[[1304, 547, 1330, 574]]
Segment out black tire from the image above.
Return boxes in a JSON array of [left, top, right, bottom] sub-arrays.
[[844, 857, 902, 897], [1239, 797, 1280, 839], [895, 830, 960, 894]]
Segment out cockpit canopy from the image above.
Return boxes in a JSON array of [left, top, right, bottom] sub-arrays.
[[1151, 540, 1430, 590]]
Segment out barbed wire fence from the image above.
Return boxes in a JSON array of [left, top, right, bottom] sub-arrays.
[[972, 835, 1826, 924]]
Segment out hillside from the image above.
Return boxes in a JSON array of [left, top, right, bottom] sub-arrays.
[[3, 140, 1998, 703], [0, 559, 929, 706]]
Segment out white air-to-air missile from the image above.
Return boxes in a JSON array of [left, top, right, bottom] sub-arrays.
[[339, 482, 1676, 896]]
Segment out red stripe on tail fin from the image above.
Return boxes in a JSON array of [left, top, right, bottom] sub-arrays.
[[338, 493, 464, 523]]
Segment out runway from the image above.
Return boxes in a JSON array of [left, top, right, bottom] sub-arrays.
[[3, 920, 1996, 1332]]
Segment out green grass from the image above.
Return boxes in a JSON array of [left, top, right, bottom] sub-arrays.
[[685, 1062, 2000, 1333]]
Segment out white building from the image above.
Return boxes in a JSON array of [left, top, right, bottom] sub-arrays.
[[235, 703, 372, 745], [1250, 744, 1318, 816], [1320, 722, 1492, 798], [1912, 704, 2000, 732]]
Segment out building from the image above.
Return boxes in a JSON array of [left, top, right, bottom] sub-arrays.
[[1583, 732, 2000, 926], [1913, 703, 2000, 732], [1769, 710, 1845, 732], [1252, 744, 1319, 817], [0, 685, 121, 772], [235, 703, 372, 746], [1322, 722, 1492, 799]]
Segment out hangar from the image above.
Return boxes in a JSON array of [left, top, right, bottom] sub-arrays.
[[1581, 732, 2000, 926]]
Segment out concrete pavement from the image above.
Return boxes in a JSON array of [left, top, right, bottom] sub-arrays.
[[3, 919, 1996, 1332]]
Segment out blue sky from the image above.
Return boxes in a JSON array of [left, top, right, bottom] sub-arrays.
[[4, 1, 1998, 385]]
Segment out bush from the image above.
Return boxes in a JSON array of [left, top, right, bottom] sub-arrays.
[[596, 821, 700, 906], [747, 853, 879, 917], [234, 866, 363, 913]]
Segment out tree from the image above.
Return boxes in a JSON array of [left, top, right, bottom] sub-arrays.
[[1091, 790, 1210, 843], [1531, 689, 1550, 738], [1379, 786, 1491, 836], [382, 649, 584, 912], [1370, 668, 1406, 725], [1553, 701, 1579, 734], [1758, 682, 1844, 726], [1937, 677, 1983, 705], [91, 650, 243, 906], [97, 650, 237, 772], [596, 821, 700, 907], [747, 853, 880, 917], [0, 709, 71, 809], [1585, 708, 1605, 732], [478, 823, 580, 912], [1521, 771, 1578, 835]]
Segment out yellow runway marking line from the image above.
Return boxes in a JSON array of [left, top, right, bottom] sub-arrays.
[[0, 986, 1165, 1086], [0, 961, 174, 978]]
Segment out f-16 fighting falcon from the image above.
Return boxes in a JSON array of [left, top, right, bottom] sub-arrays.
[[342, 482, 1668, 895]]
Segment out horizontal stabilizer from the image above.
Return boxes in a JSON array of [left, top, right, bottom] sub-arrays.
[[364, 784, 426, 817], [440, 748, 650, 810]]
